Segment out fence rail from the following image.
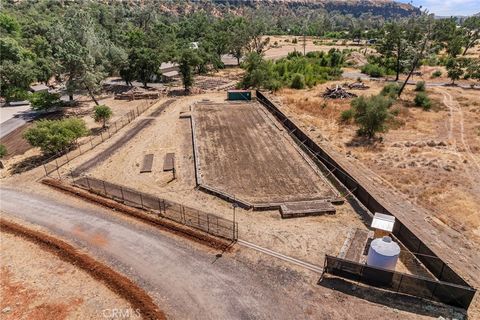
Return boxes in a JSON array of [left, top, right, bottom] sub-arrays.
[[322, 255, 476, 309], [43, 100, 154, 177], [74, 176, 238, 241]]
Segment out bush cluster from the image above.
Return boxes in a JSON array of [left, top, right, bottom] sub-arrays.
[[241, 50, 345, 90], [414, 92, 431, 110], [23, 118, 89, 155], [361, 63, 385, 77], [415, 81, 425, 92]]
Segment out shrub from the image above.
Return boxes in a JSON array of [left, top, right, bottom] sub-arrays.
[[361, 63, 385, 77], [380, 83, 400, 99], [415, 81, 426, 92], [292, 38, 298, 44], [93, 105, 113, 128], [414, 92, 431, 110], [267, 79, 282, 92], [4, 87, 29, 102], [29, 91, 63, 111], [340, 109, 354, 123], [290, 73, 305, 89], [0, 144, 7, 158], [23, 118, 89, 155], [351, 95, 393, 138]]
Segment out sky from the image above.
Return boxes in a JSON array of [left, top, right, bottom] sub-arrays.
[[398, 0, 480, 16]]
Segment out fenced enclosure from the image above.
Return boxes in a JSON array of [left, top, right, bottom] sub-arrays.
[[73, 176, 238, 241], [322, 255, 476, 309], [256, 90, 476, 307], [43, 100, 155, 177]]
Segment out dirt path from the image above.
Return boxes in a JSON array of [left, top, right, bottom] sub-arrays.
[[440, 90, 480, 179]]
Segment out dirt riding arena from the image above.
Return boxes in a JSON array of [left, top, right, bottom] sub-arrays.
[[57, 94, 368, 266], [191, 101, 338, 208]]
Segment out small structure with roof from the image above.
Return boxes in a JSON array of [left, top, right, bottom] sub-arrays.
[[371, 212, 395, 239], [29, 84, 49, 93]]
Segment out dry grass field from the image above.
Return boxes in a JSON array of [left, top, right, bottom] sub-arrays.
[[274, 79, 480, 250]]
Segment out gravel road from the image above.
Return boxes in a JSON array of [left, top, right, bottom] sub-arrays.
[[0, 187, 310, 319]]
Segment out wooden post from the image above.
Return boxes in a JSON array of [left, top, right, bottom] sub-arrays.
[[43, 164, 48, 176], [102, 180, 107, 195], [86, 176, 91, 189], [120, 187, 125, 202], [207, 214, 210, 233], [90, 136, 94, 148], [139, 193, 144, 208]]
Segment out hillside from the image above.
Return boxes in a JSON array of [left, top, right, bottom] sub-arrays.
[[155, 0, 420, 19]]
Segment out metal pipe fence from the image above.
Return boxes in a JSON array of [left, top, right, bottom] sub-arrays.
[[73, 176, 238, 241], [43, 100, 154, 177]]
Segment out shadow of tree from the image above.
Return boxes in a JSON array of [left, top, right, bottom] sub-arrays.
[[9, 153, 55, 175]]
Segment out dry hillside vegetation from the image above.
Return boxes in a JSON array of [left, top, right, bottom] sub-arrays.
[[275, 81, 480, 247]]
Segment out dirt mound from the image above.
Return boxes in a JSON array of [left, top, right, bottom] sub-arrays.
[[346, 51, 368, 67]]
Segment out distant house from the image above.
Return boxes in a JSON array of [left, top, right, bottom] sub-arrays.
[[159, 62, 179, 82], [29, 84, 49, 93]]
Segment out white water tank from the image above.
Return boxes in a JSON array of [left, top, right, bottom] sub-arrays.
[[367, 236, 400, 271]]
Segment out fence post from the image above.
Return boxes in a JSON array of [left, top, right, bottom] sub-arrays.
[[182, 205, 185, 223], [65, 152, 69, 163], [78, 144, 82, 155], [90, 136, 94, 148], [86, 176, 91, 189], [163, 200, 166, 214], [157, 199, 161, 212], [102, 180, 107, 195], [137, 106, 140, 116], [114, 122, 118, 132], [57, 167, 61, 179], [397, 274, 403, 292], [100, 132, 104, 142], [139, 193, 144, 208], [43, 164, 48, 176], [120, 186, 125, 202], [207, 214, 210, 233]]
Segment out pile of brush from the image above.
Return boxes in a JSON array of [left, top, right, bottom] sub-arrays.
[[322, 85, 358, 99]]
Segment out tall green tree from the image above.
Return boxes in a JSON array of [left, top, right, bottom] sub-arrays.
[[50, 8, 108, 103], [462, 16, 480, 56], [176, 48, 201, 92], [377, 21, 407, 81]]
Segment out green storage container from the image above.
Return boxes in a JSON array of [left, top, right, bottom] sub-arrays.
[[227, 90, 251, 101]]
